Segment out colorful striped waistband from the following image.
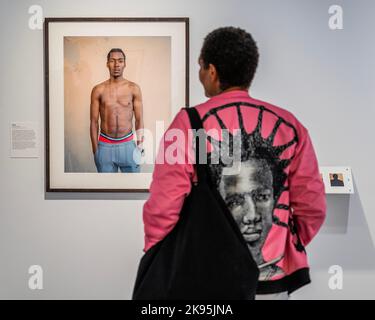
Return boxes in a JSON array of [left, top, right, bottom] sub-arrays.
[[99, 131, 134, 144]]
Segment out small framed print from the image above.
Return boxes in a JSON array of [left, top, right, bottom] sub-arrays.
[[44, 17, 189, 192], [319, 167, 354, 194]]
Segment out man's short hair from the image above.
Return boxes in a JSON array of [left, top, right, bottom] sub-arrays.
[[200, 27, 259, 91], [107, 48, 126, 61]]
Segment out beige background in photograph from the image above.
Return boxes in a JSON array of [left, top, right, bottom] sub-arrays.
[[64, 36, 171, 172]]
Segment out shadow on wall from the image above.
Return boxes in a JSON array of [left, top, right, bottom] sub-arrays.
[[321, 194, 350, 234], [309, 177, 375, 270]]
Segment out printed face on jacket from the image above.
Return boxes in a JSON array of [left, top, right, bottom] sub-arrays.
[[204, 102, 305, 280], [219, 159, 274, 265]]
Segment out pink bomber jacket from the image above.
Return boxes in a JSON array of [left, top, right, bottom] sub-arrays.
[[143, 90, 326, 294]]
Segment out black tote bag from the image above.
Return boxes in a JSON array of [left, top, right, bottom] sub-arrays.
[[132, 107, 259, 300]]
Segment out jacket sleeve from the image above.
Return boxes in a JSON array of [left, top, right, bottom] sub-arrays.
[[288, 126, 326, 247], [142, 108, 195, 252]]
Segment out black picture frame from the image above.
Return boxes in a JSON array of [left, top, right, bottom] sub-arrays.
[[44, 17, 189, 192]]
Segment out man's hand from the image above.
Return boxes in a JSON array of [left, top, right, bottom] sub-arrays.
[[137, 134, 145, 145], [136, 140, 145, 156]]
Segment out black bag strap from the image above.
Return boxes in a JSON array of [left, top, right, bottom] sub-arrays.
[[184, 107, 208, 184]]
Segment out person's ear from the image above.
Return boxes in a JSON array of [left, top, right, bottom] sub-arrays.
[[208, 63, 221, 91], [208, 63, 218, 81]]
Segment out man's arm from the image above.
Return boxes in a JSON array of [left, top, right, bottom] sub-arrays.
[[143, 109, 195, 252], [133, 84, 144, 146], [90, 86, 100, 154], [289, 128, 326, 247]]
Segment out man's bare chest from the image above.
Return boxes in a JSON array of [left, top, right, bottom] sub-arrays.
[[100, 88, 133, 109]]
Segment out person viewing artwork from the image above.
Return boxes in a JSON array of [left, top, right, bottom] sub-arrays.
[[142, 27, 326, 300]]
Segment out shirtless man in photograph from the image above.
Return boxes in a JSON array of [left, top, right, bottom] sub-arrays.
[[90, 48, 144, 173]]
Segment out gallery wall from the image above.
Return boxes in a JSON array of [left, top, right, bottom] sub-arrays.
[[1, 0, 375, 299]]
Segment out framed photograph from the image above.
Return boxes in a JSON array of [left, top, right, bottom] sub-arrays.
[[319, 166, 354, 194], [44, 17, 189, 192]]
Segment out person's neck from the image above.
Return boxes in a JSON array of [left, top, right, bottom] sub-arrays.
[[212, 86, 248, 97], [221, 86, 248, 94], [249, 248, 264, 266], [110, 76, 124, 83]]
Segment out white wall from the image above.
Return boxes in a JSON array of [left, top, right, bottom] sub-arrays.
[[1, 0, 374, 299]]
